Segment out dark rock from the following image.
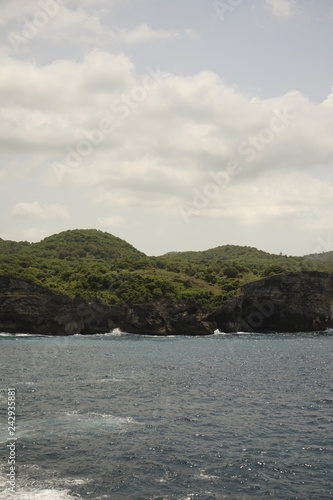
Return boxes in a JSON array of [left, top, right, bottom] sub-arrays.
[[206, 272, 333, 333], [0, 276, 214, 336], [2, 272, 333, 335]]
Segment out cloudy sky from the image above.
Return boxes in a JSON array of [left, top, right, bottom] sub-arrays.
[[1, 0, 333, 256]]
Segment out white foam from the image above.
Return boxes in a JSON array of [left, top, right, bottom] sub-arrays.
[[64, 479, 86, 486], [18, 333, 42, 337], [196, 470, 220, 481], [2, 489, 79, 500], [1, 458, 89, 499], [87, 412, 137, 425], [214, 329, 228, 335], [110, 327, 123, 336], [1, 411, 137, 445], [80, 329, 130, 338], [141, 335, 172, 339], [92, 328, 128, 337], [95, 377, 124, 382], [0, 470, 74, 499], [0, 332, 44, 337]]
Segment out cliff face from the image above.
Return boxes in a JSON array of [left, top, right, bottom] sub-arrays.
[[0, 276, 114, 335], [1, 272, 333, 335], [206, 272, 333, 333], [0, 276, 213, 336]]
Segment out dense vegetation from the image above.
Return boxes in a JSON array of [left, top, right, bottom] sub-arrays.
[[1, 229, 333, 311]]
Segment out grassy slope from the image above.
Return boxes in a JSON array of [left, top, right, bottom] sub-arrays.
[[1, 229, 332, 311]]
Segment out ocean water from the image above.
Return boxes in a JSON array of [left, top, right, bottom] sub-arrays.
[[0, 331, 332, 500]]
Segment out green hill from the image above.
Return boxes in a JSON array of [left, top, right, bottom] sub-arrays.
[[154, 245, 312, 296], [0, 229, 220, 309], [23, 229, 147, 262], [303, 251, 333, 271], [157, 244, 308, 276], [1, 229, 333, 311], [0, 238, 30, 254]]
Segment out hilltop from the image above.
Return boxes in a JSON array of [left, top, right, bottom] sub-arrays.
[[1, 229, 333, 311]]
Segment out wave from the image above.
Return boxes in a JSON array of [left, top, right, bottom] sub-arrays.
[[195, 469, 220, 481], [0, 332, 45, 338], [0, 411, 140, 444], [3, 488, 79, 500], [51, 410, 139, 430], [214, 329, 262, 336], [87, 412, 137, 424], [74, 328, 130, 338], [213, 329, 228, 335], [109, 327, 125, 336], [0, 466, 86, 500], [233, 331, 255, 335]]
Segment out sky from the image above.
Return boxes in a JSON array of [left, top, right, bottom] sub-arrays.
[[1, 0, 333, 256]]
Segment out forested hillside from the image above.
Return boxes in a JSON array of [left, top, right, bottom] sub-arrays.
[[1, 229, 332, 311]]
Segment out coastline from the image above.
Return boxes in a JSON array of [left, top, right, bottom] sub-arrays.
[[1, 272, 333, 336]]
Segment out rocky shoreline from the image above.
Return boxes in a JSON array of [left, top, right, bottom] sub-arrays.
[[206, 271, 333, 333], [1, 272, 333, 335]]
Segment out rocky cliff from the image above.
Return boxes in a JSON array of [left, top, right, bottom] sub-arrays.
[[0, 276, 213, 335], [1, 272, 333, 335], [206, 272, 333, 333]]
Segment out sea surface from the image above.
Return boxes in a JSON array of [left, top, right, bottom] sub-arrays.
[[0, 331, 332, 499]]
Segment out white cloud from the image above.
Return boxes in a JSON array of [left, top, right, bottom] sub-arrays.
[[1, 51, 331, 173], [265, 0, 297, 18], [183, 171, 333, 228], [98, 215, 124, 226], [0, 50, 134, 107], [12, 202, 46, 219], [3, 2, 104, 54], [22, 227, 48, 242], [110, 24, 195, 44], [0, 0, 38, 25], [47, 203, 70, 219], [12, 202, 69, 220], [1, 45, 333, 252], [323, 86, 333, 108], [2, 49, 333, 232], [2, 0, 194, 55]]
